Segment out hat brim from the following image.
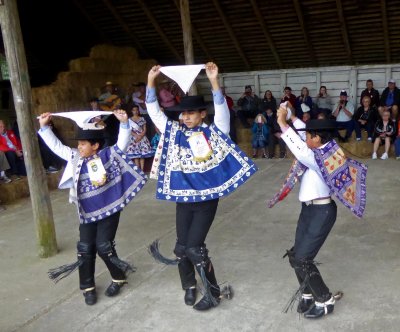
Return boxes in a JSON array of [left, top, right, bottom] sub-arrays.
[[296, 126, 337, 131]]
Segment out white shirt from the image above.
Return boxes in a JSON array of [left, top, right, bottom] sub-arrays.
[[281, 121, 330, 202]]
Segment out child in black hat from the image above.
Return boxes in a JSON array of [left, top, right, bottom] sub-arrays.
[[146, 62, 257, 310], [271, 105, 367, 319], [38, 110, 146, 305]]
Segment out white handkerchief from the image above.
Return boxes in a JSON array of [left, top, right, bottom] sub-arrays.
[[52, 111, 113, 129], [160, 65, 205, 93]]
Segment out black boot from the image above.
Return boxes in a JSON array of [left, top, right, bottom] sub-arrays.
[[78, 242, 97, 290], [97, 241, 134, 281], [105, 280, 127, 297], [304, 297, 335, 318], [83, 288, 97, 305], [184, 287, 197, 306], [297, 294, 314, 313], [186, 246, 220, 311]]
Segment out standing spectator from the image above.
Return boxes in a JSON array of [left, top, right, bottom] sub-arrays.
[[0, 120, 26, 178], [221, 86, 237, 143], [265, 108, 286, 159], [372, 109, 395, 160], [295, 87, 313, 119], [158, 79, 177, 109], [280, 87, 296, 108], [251, 114, 269, 158], [237, 85, 259, 128], [260, 90, 277, 114], [332, 90, 354, 142], [126, 105, 154, 171], [315, 86, 332, 118], [353, 96, 378, 141], [133, 82, 154, 139], [360, 79, 380, 109], [379, 79, 400, 119], [0, 151, 11, 183]]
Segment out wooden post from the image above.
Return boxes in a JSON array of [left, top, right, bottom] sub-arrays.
[[0, 0, 57, 257], [179, 0, 198, 95]]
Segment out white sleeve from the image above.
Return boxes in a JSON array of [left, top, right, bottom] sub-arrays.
[[146, 100, 168, 134], [116, 123, 132, 152], [214, 99, 230, 136], [281, 127, 320, 171], [38, 128, 73, 161], [292, 118, 306, 141]]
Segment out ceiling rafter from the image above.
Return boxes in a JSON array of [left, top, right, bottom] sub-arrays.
[[211, 0, 251, 70], [380, 0, 391, 63], [101, 0, 149, 58], [292, 0, 316, 65], [135, 0, 184, 63], [335, 0, 353, 62], [249, 0, 282, 68], [173, 0, 213, 61]]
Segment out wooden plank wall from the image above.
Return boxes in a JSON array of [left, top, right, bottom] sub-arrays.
[[196, 64, 400, 111]]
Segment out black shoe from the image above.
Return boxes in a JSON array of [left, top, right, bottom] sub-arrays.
[[105, 281, 127, 297], [193, 295, 220, 311], [297, 297, 314, 313], [304, 303, 334, 318], [83, 289, 97, 305], [184, 288, 197, 306]]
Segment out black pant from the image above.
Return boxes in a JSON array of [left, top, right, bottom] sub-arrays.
[[290, 201, 337, 302], [4, 150, 26, 176], [175, 199, 219, 289], [79, 211, 125, 289]]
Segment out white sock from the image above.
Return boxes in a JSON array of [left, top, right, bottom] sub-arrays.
[[315, 296, 335, 307]]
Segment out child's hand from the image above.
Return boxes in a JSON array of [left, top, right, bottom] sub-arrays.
[[113, 109, 128, 123], [148, 65, 161, 87], [38, 112, 52, 128], [205, 62, 218, 80]]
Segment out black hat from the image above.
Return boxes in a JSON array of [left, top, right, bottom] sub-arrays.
[[340, 90, 347, 96], [297, 119, 337, 131], [73, 128, 105, 140], [166, 95, 207, 112], [245, 85, 252, 90]]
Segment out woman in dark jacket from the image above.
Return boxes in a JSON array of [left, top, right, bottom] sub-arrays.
[[259, 90, 277, 114], [353, 96, 378, 141]]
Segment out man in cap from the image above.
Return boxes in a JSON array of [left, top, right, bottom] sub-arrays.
[[274, 105, 367, 318], [237, 85, 260, 127], [146, 62, 257, 311], [332, 90, 354, 142], [379, 79, 400, 120], [37, 109, 146, 305]]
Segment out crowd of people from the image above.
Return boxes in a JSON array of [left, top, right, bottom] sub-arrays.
[[232, 78, 400, 160]]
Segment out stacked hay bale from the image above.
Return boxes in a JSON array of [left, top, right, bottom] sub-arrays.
[[31, 44, 157, 145]]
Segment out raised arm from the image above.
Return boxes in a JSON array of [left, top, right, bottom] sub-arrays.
[[146, 65, 168, 133], [113, 109, 131, 152], [205, 62, 230, 136]]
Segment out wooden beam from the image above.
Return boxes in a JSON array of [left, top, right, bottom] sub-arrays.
[[211, 0, 251, 70], [380, 0, 391, 63], [249, 0, 282, 68], [102, 0, 149, 58], [72, 0, 112, 44], [0, 0, 58, 257], [292, 0, 317, 65], [335, 0, 353, 62], [173, 0, 213, 61], [135, 0, 184, 63]]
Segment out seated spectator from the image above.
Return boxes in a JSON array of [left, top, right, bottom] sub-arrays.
[[221, 86, 237, 144], [394, 119, 400, 160], [133, 82, 154, 139], [0, 151, 11, 183], [265, 108, 286, 159], [332, 90, 354, 142], [280, 86, 296, 108], [251, 114, 269, 158], [0, 120, 26, 178], [301, 104, 311, 123], [317, 112, 327, 120], [378, 79, 400, 120], [372, 109, 395, 160], [158, 78, 177, 109], [360, 79, 380, 109], [295, 87, 313, 118], [259, 90, 277, 114], [353, 96, 378, 141], [237, 85, 259, 128], [314, 85, 332, 118]]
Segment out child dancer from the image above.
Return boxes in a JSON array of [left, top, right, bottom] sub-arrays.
[[38, 110, 146, 305], [147, 63, 257, 310]]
